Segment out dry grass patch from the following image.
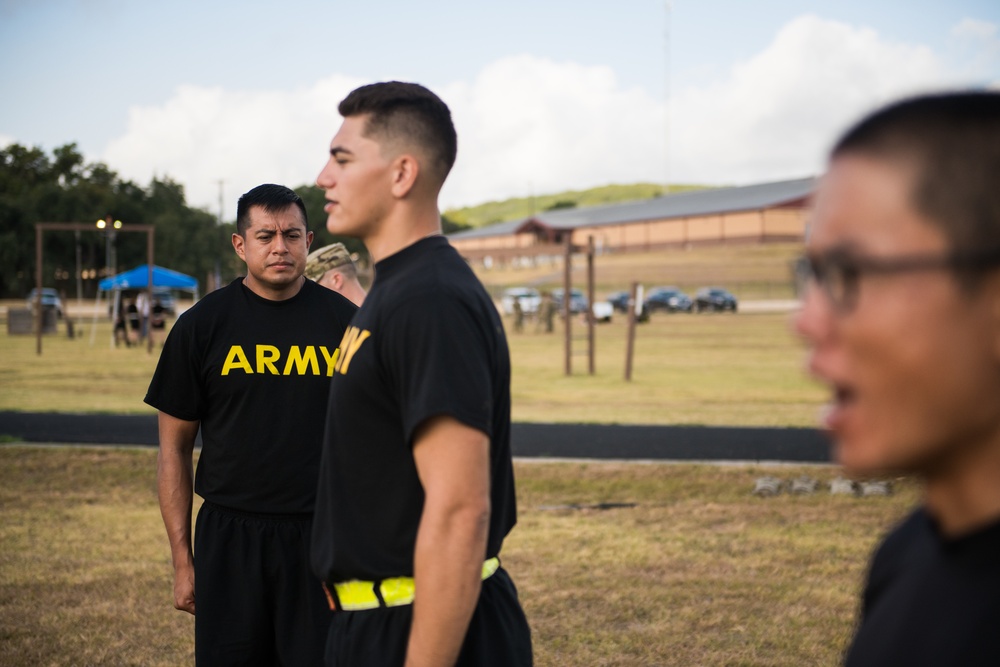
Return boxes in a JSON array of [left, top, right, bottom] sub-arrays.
[[0, 446, 193, 667], [2, 447, 917, 666], [506, 461, 916, 666]]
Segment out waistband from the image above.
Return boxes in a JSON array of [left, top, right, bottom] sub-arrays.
[[323, 557, 501, 612], [200, 500, 313, 523]]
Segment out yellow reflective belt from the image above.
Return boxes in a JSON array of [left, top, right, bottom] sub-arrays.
[[327, 557, 501, 611]]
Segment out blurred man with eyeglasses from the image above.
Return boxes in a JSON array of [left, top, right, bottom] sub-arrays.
[[795, 91, 1000, 666]]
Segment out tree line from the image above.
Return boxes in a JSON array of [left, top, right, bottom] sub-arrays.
[[0, 142, 470, 300]]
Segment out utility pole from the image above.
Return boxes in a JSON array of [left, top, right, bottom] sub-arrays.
[[217, 179, 225, 225], [215, 179, 225, 291], [663, 0, 672, 195], [74, 230, 83, 304]]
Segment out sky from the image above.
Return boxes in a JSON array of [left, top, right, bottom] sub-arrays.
[[1, 0, 998, 219]]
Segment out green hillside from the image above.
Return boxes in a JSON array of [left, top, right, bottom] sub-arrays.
[[444, 182, 710, 229]]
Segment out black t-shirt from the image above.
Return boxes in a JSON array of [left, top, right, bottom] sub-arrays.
[[144, 278, 357, 514], [844, 507, 1000, 666], [311, 236, 517, 583]]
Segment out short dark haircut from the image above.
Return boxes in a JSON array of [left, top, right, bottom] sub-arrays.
[[832, 91, 1000, 256], [236, 184, 308, 236], [338, 81, 457, 186]]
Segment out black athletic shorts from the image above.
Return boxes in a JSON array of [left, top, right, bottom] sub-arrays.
[[323, 566, 533, 666], [194, 501, 332, 667]]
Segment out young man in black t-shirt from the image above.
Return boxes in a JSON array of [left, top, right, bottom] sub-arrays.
[[146, 184, 357, 666], [795, 92, 1000, 666], [311, 82, 533, 666]]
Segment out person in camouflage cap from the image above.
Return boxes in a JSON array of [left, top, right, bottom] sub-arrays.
[[305, 242, 367, 305]]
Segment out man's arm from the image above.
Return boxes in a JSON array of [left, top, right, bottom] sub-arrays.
[[156, 411, 200, 615], [406, 415, 491, 667]]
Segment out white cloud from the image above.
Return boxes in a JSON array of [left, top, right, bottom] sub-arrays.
[[439, 55, 665, 207], [103, 15, 989, 214], [669, 15, 953, 185], [104, 74, 366, 218]]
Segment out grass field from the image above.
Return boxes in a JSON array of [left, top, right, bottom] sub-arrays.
[[0, 305, 824, 426], [0, 243, 875, 665], [0, 446, 917, 667]]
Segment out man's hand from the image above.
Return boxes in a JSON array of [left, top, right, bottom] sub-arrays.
[[156, 411, 199, 617], [173, 562, 196, 615]]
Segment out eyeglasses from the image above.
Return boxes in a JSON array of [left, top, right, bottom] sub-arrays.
[[795, 247, 1000, 313]]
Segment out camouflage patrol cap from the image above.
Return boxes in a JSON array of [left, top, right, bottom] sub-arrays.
[[305, 243, 354, 280]]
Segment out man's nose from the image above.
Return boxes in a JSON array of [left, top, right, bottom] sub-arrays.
[[316, 161, 335, 189], [793, 281, 833, 345]]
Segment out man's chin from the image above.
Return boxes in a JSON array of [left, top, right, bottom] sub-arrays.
[[326, 214, 346, 236], [326, 213, 364, 238], [833, 438, 900, 479], [259, 271, 302, 287]]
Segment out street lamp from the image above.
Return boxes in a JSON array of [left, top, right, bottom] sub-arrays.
[[96, 215, 123, 278]]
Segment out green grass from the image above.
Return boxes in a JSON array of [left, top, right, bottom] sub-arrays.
[[507, 310, 823, 426], [0, 446, 918, 667], [0, 298, 824, 426], [0, 317, 161, 414], [444, 182, 707, 228]]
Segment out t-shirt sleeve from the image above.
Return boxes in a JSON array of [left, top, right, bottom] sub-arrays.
[[143, 312, 205, 421], [383, 291, 495, 446]]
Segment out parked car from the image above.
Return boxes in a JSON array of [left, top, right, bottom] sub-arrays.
[[152, 288, 177, 316], [606, 290, 631, 313], [551, 288, 589, 314], [644, 287, 693, 313], [26, 288, 64, 318], [606, 290, 650, 321], [694, 287, 738, 312], [500, 287, 540, 315]]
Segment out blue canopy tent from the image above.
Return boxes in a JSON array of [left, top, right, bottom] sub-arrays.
[[98, 265, 199, 293], [92, 265, 199, 347]]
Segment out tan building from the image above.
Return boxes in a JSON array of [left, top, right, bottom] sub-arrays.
[[447, 177, 815, 265]]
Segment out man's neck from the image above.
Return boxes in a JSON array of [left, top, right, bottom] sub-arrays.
[[242, 274, 305, 301], [363, 201, 442, 264], [924, 435, 1000, 537]]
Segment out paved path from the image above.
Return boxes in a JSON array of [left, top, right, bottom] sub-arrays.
[[0, 411, 831, 463]]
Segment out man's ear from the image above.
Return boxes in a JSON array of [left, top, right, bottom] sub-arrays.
[[390, 154, 419, 198], [232, 233, 246, 262]]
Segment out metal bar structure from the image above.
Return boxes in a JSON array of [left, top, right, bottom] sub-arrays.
[[586, 236, 596, 376], [561, 235, 600, 377], [34, 222, 155, 355], [563, 234, 572, 376], [625, 281, 639, 381]]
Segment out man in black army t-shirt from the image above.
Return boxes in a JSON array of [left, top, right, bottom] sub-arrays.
[[311, 82, 533, 666], [795, 92, 1000, 666], [146, 184, 357, 666]]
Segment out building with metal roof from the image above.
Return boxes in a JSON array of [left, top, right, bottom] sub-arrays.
[[448, 176, 815, 264]]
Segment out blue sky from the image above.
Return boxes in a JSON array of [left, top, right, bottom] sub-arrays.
[[2, 0, 997, 214]]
